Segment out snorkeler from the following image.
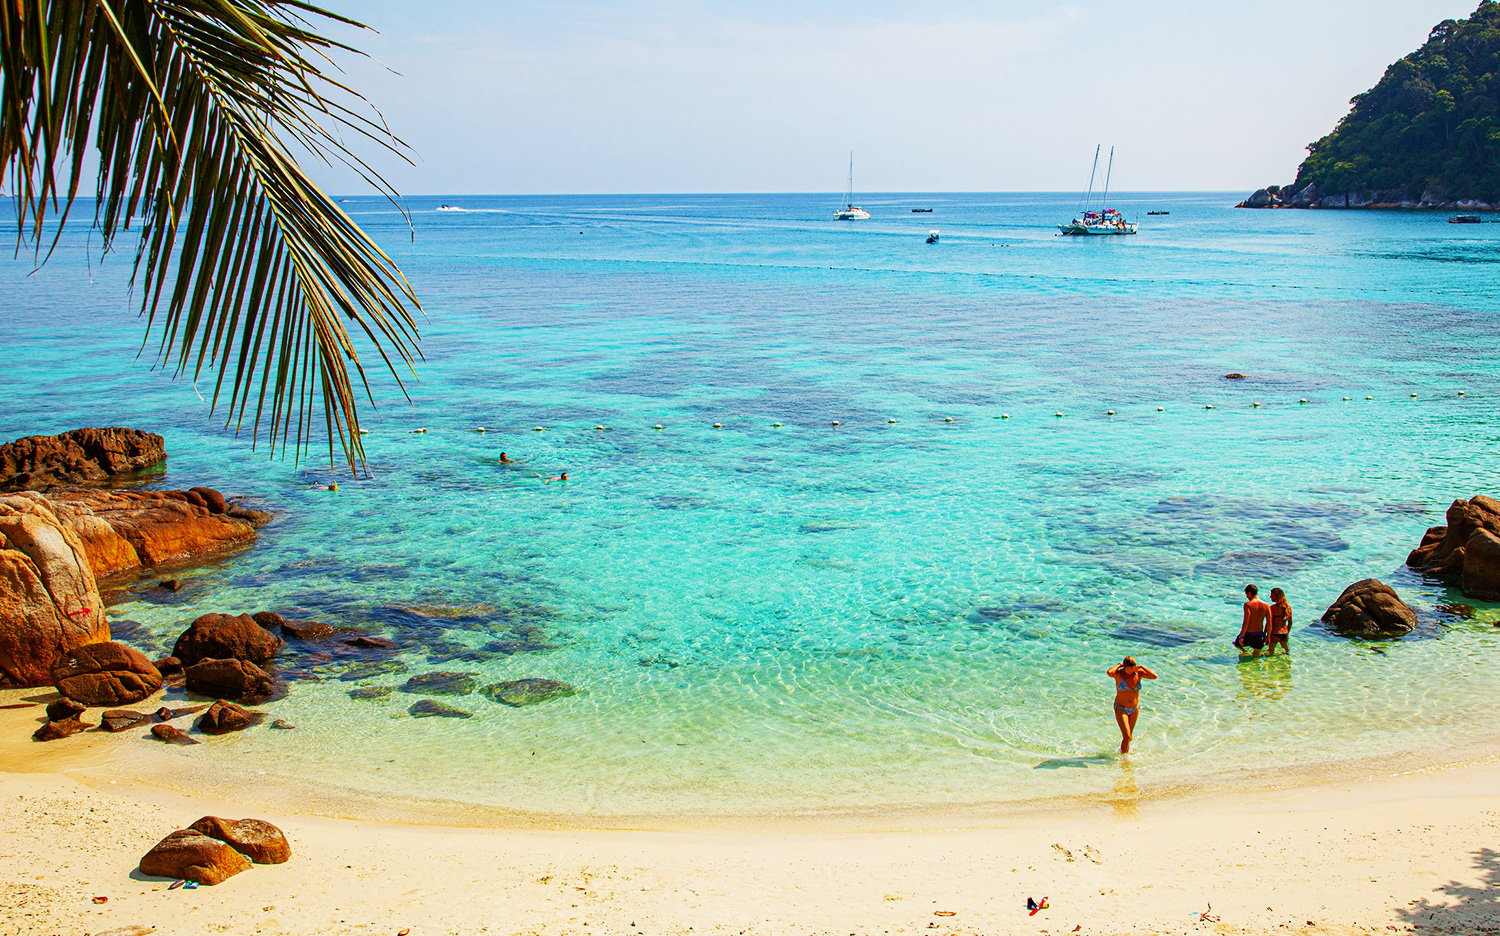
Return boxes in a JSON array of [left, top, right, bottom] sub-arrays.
[[1107, 656, 1157, 754]]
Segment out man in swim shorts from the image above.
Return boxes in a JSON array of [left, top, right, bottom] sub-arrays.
[[1235, 584, 1271, 659]]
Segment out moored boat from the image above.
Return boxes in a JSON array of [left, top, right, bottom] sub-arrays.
[[1450, 214, 1482, 223], [1059, 146, 1137, 235], [834, 152, 870, 220]]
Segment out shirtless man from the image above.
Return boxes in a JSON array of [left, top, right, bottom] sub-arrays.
[[1235, 583, 1271, 659], [1108, 656, 1158, 754]]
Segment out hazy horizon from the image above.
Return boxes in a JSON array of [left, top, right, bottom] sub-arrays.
[[311, 1, 1469, 197]]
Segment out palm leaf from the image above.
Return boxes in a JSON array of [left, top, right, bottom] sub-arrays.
[[0, 0, 422, 471]]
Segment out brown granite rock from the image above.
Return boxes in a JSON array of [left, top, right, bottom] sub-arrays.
[[280, 620, 334, 641], [154, 704, 205, 721], [196, 699, 257, 735], [173, 613, 284, 666], [51, 641, 162, 706], [0, 428, 165, 491], [1407, 496, 1500, 598], [344, 635, 394, 649], [153, 656, 183, 676], [33, 717, 87, 741], [43, 489, 265, 578], [184, 658, 274, 702], [138, 829, 251, 884], [251, 611, 286, 629], [100, 709, 154, 732], [188, 816, 291, 864], [1461, 528, 1500, 602], [189, 487, 228, 514], [150, 723, 198, 745], [46, 698, 86, 721], [1321, 578, 1418, 639], [0, 492, 110, 688]]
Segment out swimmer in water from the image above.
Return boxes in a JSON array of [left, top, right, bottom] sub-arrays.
[[543, 471, 568, 483], [1108, 656, 1158, 754], [499, 452, 511, 464]]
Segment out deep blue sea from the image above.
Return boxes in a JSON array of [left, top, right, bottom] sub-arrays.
[[4, 192, 1499, 820]]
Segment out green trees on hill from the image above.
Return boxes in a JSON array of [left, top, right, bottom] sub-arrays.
[[1292, 1, 1500, 203]]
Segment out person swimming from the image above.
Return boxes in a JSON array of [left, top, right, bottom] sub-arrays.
[[543, 471, 568, 483], [499, 452, 511, 464], [1235, 584, 1271, 658], [1107, 656, 1157, 754], [1267, 587, 1292, 655]]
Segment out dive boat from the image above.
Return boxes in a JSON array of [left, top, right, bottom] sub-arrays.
[[1450, 214, 1482, 223], [1059, 146, 1137, 235], [834, 152, 870, 220]]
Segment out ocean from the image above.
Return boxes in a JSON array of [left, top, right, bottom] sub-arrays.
[[4, 191, 1499, 822]]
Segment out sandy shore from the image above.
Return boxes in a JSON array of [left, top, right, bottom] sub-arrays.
[[2, 713, 1498, 936]]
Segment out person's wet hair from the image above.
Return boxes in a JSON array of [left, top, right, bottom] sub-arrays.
[[1122, 656, 1136, 667], [1244, 583, 1258, 597]]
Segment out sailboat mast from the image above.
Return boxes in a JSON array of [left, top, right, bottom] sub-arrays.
[[1084, 145, 1101, 211], [847, 151, 854, 207], [1101, 146, 1115, 212]]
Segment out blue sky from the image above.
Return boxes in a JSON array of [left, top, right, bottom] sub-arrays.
[[312, 1, 1469, 194]]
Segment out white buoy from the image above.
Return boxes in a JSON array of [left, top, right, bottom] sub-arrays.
[[1204, 405, 1214, 410], [830, 421, 841, 427], [1252, 402, 1262, 407], [772, 422, 782, 427], [1299, 399, 1309, 404], [713, 423, 723, 429], [1366, 396, 1373, 400], [474, 427, 486, 433], [887, 418, 898, 423], [1410, 392, 1419, 398], [943, 417, 954, 423], [1458, 390, 1466, 396], [654, 424, 665, 430], [410, 427, 427, 434], [1342, 397, 1351, 401], [594, 425, 606, 431], [358, 428, 369, 435], [1055, 412, 1065, 418], [1105, 410, 1116, 416], [1156, 407, 1165, 412], [1001, 413, 1011, 419], [533, 426, 544, 432]]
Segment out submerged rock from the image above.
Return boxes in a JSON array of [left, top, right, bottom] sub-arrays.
[[480, 678, 577, 707], [138, 829, 251, 884], [348, 685, 394, 701], [188, 816, 291, 864], [343, 635, 395, 649], [1321, 578, 1418, 638], [151, 723, 198, 745], [184, 658, 274, 703], [408, 699, 473, 718], [280, 619, 335, 641], [400, 672, 476, 696], [51, 641, 162, 706], [0, 492, 111, 688], [338, 660, 407, 682], [173, 613, 284, 666]]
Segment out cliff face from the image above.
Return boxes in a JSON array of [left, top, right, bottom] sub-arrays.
[[1241, 1, 1500, 209]]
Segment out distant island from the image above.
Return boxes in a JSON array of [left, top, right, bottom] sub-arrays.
[[1241, 1, 1499, 209]]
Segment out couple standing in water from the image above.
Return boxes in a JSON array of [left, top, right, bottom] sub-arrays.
[[1107, 584, 1294, 754], [1234, 583, 1292, 658]]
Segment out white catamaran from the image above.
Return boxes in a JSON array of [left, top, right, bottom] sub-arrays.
[[1059, 146, 1136, 235], [834, 152, 870, 220]]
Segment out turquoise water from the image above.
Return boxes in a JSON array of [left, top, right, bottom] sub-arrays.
[[4, 192, 1500, 818]]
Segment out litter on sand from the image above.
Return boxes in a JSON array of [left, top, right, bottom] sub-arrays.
[[168, 880, 185, 890], [1027, 897, 1050, 915], [184, 881, 199, 890], [934, 911, 956, 917], [93, 896, 108, 904]]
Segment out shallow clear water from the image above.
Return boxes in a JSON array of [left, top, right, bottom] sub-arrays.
[[4, 192, 1500, 817]]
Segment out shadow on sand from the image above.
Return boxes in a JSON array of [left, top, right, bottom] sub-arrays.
[[1397, 847, 1500, 934]]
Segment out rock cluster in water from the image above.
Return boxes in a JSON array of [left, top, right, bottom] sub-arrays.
[[1406, 495, 1500, 601], [1320, 578, 1418, 639]]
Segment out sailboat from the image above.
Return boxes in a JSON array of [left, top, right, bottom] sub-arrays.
[[1059, 146, 1136, 235], [834, 152, 870, 220]]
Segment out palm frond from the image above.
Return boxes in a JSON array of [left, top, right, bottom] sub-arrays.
[[0, 0, 422, 471]]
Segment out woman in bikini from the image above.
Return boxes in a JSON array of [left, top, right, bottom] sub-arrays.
[[1108, 656, 1158, 754], [1267, 587, 1292, 655]]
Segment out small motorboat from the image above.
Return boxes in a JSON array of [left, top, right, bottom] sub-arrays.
[[1147, 210, 1169, 215], [437, 204, 462, 212], [926, 230, 940, 244], [911, 208, 933, 213], [1449, 214, 1482, 223]]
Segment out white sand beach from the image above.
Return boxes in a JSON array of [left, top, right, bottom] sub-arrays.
[[3, 699, 1496, 936]]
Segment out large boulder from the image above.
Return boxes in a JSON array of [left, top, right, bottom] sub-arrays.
[[173, 613, 283, 666], [1321, 579, 1418, 638], [0, 493, 110, 688], [1461, 528, 1500, 601], [184, 658, 274, 703], [1406, 496, 1500, 598], [188, 816, 291, 864], [0, 428, 165, 491], [195, 699, 257, 735], [138, 829, 252, 884], [51, 641, 162, 706], [43, 490, 265, 578]]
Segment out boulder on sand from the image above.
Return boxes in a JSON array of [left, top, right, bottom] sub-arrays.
[[1321, 578, 1418, 638], [33, 716, 88, 741], [0, 492, 110, 688], [188, 816, 291, 864], [151, 723, 198, 745], [1407, 495, 1500, 598], [173, 613, 284, 666], [138, 829, 252, 884], [184, 658, 274, 703], [50, 641, 162, 706], [195, 699, 257, 735], [101, 709, 154, 733], [45, 698, 86, 721]]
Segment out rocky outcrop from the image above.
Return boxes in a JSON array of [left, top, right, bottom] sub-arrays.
[[1238, 182, 1495, 210], [196, 699, 258, 735], [44, 489, 266, 578], [188, 816, 291, 864], [151, 723, 198, 745], [173, 613, 284, 666], [184, 658, 274, 703], [1321, 579, 1418, 638], [51, 641, 161, 706], [0, 428, 165, 491], [139, 829, 252, 884], [1406, 495, 1500, 600], [0, 493, 110, 688]]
